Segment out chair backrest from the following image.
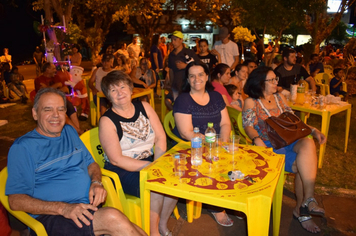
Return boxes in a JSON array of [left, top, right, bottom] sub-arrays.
[[163, 110, 187, 144], [226, 106, 251, 144], [80, 127, 105, 168], [237, 112, 252, 144], [314, 73, 324, 85], [161, 88, 167, 122], [0, 167, 48, 235]]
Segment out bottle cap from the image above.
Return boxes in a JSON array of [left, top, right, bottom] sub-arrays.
[[193, 127, 199, 133], [174, 154, 180, 159], [207, 122, 213, 128]]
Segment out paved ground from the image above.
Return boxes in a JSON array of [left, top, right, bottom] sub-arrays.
[[2, 63, 356, 236]]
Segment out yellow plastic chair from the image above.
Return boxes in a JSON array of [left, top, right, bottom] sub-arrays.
[[161, 88, 167, 123], [226, 107, 251, 144], [314, 73, 328, 95], [80, 127, 143, 226], [0, 167, 121, 236], [163, 110, 188, 144], [83, 76, 97, 127]]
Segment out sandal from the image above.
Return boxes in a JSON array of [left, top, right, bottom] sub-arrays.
[[160, 231, 172, 236], [300, 197, 325, 217], [293, 214, 321, 234], [211, 211, 234, 227]]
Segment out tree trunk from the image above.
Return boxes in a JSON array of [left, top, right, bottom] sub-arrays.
[[44, 0, 61, 61]]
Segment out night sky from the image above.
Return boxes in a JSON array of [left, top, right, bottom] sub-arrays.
[[0, 1, 43, 64]]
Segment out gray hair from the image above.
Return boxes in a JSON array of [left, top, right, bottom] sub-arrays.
[[33, 88, 67, 111]]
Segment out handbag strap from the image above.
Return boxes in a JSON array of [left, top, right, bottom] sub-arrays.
[[257, 94, 284, 117]]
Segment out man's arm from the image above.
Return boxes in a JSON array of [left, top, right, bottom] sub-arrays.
[[305, 76, 316, 92], [8, 194, 98, 228], [230, 56, 239, 70], [87, 162, 107, 207]]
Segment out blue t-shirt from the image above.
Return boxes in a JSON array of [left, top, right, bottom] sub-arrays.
[[309, 62, 324, 74], [150, 45, 163, 71], [330, 77, 342, 94], [6, 125, 94, 218], [173, 91, 226, 140]]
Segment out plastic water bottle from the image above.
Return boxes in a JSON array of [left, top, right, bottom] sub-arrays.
[[205, 122, 216, 160], [191, 127, 203, 166]]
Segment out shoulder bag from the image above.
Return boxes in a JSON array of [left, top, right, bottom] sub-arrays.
[[258, 94, 312, 149]]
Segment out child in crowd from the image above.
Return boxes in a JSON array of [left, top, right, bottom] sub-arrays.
[[225, 84, 244, 111], [197, 39, 221, 72], [330, 68, 348, 101]]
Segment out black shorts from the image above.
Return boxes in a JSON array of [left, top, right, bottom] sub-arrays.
[[104, 156, 153, 197], [30, 209, 96, 236]]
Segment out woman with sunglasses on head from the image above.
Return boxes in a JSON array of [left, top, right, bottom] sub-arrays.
[[242, 66, 326, 234]]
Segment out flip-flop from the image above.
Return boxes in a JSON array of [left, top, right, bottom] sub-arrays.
[[300, 197, 325, 217], [293, 214, 321, 234], [211, 212, 234, 227]]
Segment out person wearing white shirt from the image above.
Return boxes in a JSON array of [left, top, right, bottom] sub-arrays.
[[127, 37, 141, 59], [213, 27, 239, 69]]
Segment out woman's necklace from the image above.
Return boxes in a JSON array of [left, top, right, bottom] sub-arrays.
[[263, 95, 273, 103]]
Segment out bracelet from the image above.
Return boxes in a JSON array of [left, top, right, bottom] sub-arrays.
[[252, 136, 261, 145], [91, 180, 103, 186]]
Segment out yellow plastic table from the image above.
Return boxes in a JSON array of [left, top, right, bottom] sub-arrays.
[[140, 142, 285, 236], [95, 88, 155, 124], [289, 102, 351, 168]]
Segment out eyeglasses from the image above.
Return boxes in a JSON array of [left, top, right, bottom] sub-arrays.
[[265, 77, 279, 83]]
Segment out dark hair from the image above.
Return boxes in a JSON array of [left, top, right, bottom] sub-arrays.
[[73, 44, 80, 51], [118, 42, 126, 49], [33, 87, 67, 111], [244, 66, 273, 99], [225, 84, 238, 97], [152, 34, 160, 46], [243, 60, 257, 66], [211, 63, 230, 82], [198, 39, 209, 46], [182, 61, 214, 93], [117, 54, 127, 65], [310, 53, 318, 60], [41, 62, 53, 73], [232, 64, 248, 76], [101, 70, 133, 101], [333, 68, 343, 75], [282, 48, 296, 60]]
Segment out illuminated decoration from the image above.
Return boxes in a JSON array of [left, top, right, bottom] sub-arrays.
[[346, 24, 356, 37]]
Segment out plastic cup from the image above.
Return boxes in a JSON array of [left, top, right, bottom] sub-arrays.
[[173, 153, 186, 177], [213, 134, 222, 161], [228, 135, 240, 155]]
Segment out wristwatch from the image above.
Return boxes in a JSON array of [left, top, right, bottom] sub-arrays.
[[252, 136, 261, 145]]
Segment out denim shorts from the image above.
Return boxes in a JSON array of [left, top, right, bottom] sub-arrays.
[[264, 140, 298, 173], [104, 156, 153, 197], [30, 209, 96, 236]]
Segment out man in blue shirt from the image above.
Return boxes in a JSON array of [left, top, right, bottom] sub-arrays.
[[5, 87, 146, 236]]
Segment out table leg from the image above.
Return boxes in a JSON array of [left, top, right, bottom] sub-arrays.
[[344, 107, 351, 153], [140, 171, 150, 235], [247, 195, 272, 235], [318, 112, 331, 168], [272, 165, 285, 236]]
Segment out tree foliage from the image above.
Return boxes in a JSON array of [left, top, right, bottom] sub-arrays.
[[302, 0, 355, 52]]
